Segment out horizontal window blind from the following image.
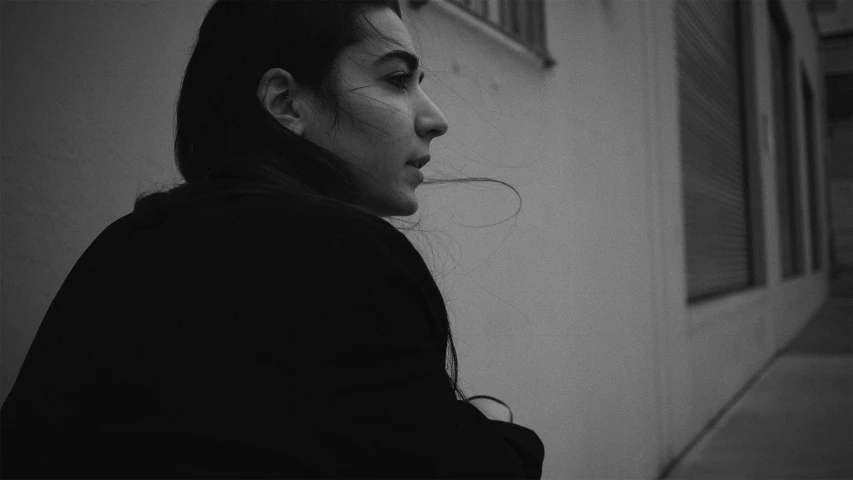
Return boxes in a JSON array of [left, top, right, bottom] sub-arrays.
[[676, 0, 753, 300]]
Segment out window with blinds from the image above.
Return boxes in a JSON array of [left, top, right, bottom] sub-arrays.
[[445, 0, 553, 65], [802, 70, 822, 271], [676, 0, 758, 302], [769, 2, 805, 278]]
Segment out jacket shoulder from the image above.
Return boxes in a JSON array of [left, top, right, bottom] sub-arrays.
[[175, 194, 401, 247], [133, 193, 434, 296]]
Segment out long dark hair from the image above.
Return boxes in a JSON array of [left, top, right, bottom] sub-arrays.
[[135, 0, 468, 399]]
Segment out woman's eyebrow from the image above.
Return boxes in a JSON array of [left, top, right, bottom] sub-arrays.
[[372, 49, 420, 71]]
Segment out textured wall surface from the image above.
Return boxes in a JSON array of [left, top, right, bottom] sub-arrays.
[[406, 2, 663, 476], [405, 1, 828, 477], [1, 0, 208, 403]]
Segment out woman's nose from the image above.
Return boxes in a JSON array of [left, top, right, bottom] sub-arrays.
[[415, 93, 449, 141]]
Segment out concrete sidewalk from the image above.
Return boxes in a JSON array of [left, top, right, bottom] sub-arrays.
[[662, 282, 852, 480]]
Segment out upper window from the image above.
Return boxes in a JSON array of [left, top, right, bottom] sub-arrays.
[[446, 0, 553, 66]]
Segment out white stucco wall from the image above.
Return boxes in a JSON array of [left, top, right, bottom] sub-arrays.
[[0, 1, 829, 479], [1, 0, 200, 401], [407, 1, 663, 477], [407, 0, 829, 477]]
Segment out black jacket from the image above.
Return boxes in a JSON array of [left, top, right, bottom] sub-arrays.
[[1, 183, 544, 478]]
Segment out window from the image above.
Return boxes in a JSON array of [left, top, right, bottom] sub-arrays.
[[822, 36, 853, 271], [444, 0, 553, 65], [769, 1, 805, 278], [801, 69, 822, 271], [826, 73, 853, 121], [676, 0, 762, 302], [823, 37, 853, 122]]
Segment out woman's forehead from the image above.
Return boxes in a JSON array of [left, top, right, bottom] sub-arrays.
[[352, 8, 417, 65]]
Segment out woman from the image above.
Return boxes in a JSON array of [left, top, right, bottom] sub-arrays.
[[0, 0, 544, 477]]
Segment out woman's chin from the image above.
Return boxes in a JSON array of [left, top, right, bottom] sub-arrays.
[[384, 198, 418, 217], [369, 192, 418, 218], [396, 201, 418, 217]]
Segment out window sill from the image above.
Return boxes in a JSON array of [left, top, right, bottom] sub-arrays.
[[686, 286, 769, 334], [409, 0, 556, 69]]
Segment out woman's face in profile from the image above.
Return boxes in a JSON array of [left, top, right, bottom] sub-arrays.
[[304, 7, 449, 217]]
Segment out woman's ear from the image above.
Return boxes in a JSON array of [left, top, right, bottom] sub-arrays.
[[257, 68, 305, 136]]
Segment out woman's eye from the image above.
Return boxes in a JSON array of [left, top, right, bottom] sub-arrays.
[[388, 73, 414, 90]]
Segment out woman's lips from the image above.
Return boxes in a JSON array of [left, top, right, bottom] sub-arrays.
[[407, 154, 431, 169], [407, 164, 424, 183]]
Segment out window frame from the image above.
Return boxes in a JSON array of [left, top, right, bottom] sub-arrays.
[[410, 0, 555, 68], [768, 0, 806, 280], [678, 0, 766, 305], [800, 66, 823, 272]]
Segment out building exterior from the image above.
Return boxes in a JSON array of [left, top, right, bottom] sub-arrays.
[[405, 1, 830, 477], [817, 1, 853, 279], [0, 0, 833, 478]]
